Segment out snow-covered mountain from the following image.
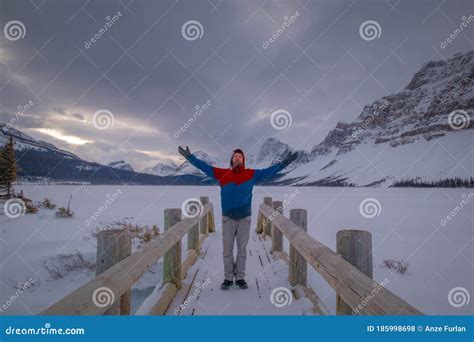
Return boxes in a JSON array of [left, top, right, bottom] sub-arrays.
[[245, 137, 310, 169], [107, 160, 134, 172], [0, 125, 79, 159], [143, 151, 222, 178], [280, 50, 474, 186], [142, 160, 178, 177]]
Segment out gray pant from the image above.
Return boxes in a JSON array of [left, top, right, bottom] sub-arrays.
[[222, 215, 251, 281]]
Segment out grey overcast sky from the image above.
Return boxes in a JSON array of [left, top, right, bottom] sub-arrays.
[[0, 0, 473, 170]]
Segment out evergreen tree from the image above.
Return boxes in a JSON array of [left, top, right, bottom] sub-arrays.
[[0, 146, 5, 197], [0, 136, 18, 198], [392, 176, 474, 188]]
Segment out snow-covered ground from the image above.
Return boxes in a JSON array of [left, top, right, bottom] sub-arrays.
[[0, 185, 472, 315]]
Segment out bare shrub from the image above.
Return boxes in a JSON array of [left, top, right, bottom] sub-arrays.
[[56, 195, 74, 217], [44, 250, 94, 280], [41, 197, 56, 209], [382, 259, 409, 274], [10, 191, 38, 214], [25, 201, 38, 214], [89, 221, 160, 243]]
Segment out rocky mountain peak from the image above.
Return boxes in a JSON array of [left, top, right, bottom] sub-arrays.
[[107, 160, 134, 172]]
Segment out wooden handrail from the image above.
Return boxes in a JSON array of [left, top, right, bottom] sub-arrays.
[[259, 203, 423, 316], [40, 203, 213, 315]]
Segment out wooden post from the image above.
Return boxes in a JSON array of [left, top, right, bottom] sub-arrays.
[[256, 204, 261, 233], [188, 222, 200, 253], [257, 197, 271, 234], [198, 197, 208, 236], [336, 229, 373, 315], [262, 197, 273, 236], [208, 206, 215, 233], [96, 229, 131, 315], [163, 209, 182, 290], [199, 196, 213, 233], [271, 201, 283, 254], [289, 209, 307, 287]]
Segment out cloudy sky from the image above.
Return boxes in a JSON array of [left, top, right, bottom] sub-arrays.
[[0, 0, 472, 170]]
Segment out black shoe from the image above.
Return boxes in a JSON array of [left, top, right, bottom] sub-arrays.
[[221, 279, 233, 290], [235, 279, 248, 289]]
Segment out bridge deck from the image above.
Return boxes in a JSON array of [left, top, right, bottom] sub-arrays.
[[165, 224, 327, 315]]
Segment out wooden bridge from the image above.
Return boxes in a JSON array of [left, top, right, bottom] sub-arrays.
[[40, 196, 423, 316]]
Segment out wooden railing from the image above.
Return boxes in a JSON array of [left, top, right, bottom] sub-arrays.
[[40, 196, 215, 316], [256, 197, 423, 316]]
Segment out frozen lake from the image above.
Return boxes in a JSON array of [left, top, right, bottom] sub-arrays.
[[0, 185, 472, 315]]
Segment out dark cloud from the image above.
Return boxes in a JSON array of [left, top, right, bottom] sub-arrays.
[[52, 106, 85, 121], [0, 0, 472, 169]]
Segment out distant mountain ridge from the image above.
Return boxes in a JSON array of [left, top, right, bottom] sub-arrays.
[[0, 124, 211, 185], [1, 50, 472, 186]]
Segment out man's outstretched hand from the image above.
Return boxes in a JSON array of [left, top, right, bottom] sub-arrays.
[[282, 151, 298, 166], [178, 145, 191, 159]]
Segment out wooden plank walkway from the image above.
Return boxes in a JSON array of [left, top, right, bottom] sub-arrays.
[[165, 225, 328, 315]]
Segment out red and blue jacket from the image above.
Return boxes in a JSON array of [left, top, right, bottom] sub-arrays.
[[186, 153, 289, 219]]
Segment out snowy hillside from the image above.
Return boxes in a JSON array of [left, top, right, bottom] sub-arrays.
[[284, 129, 473, 186], [0, 124, 79, 160]]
